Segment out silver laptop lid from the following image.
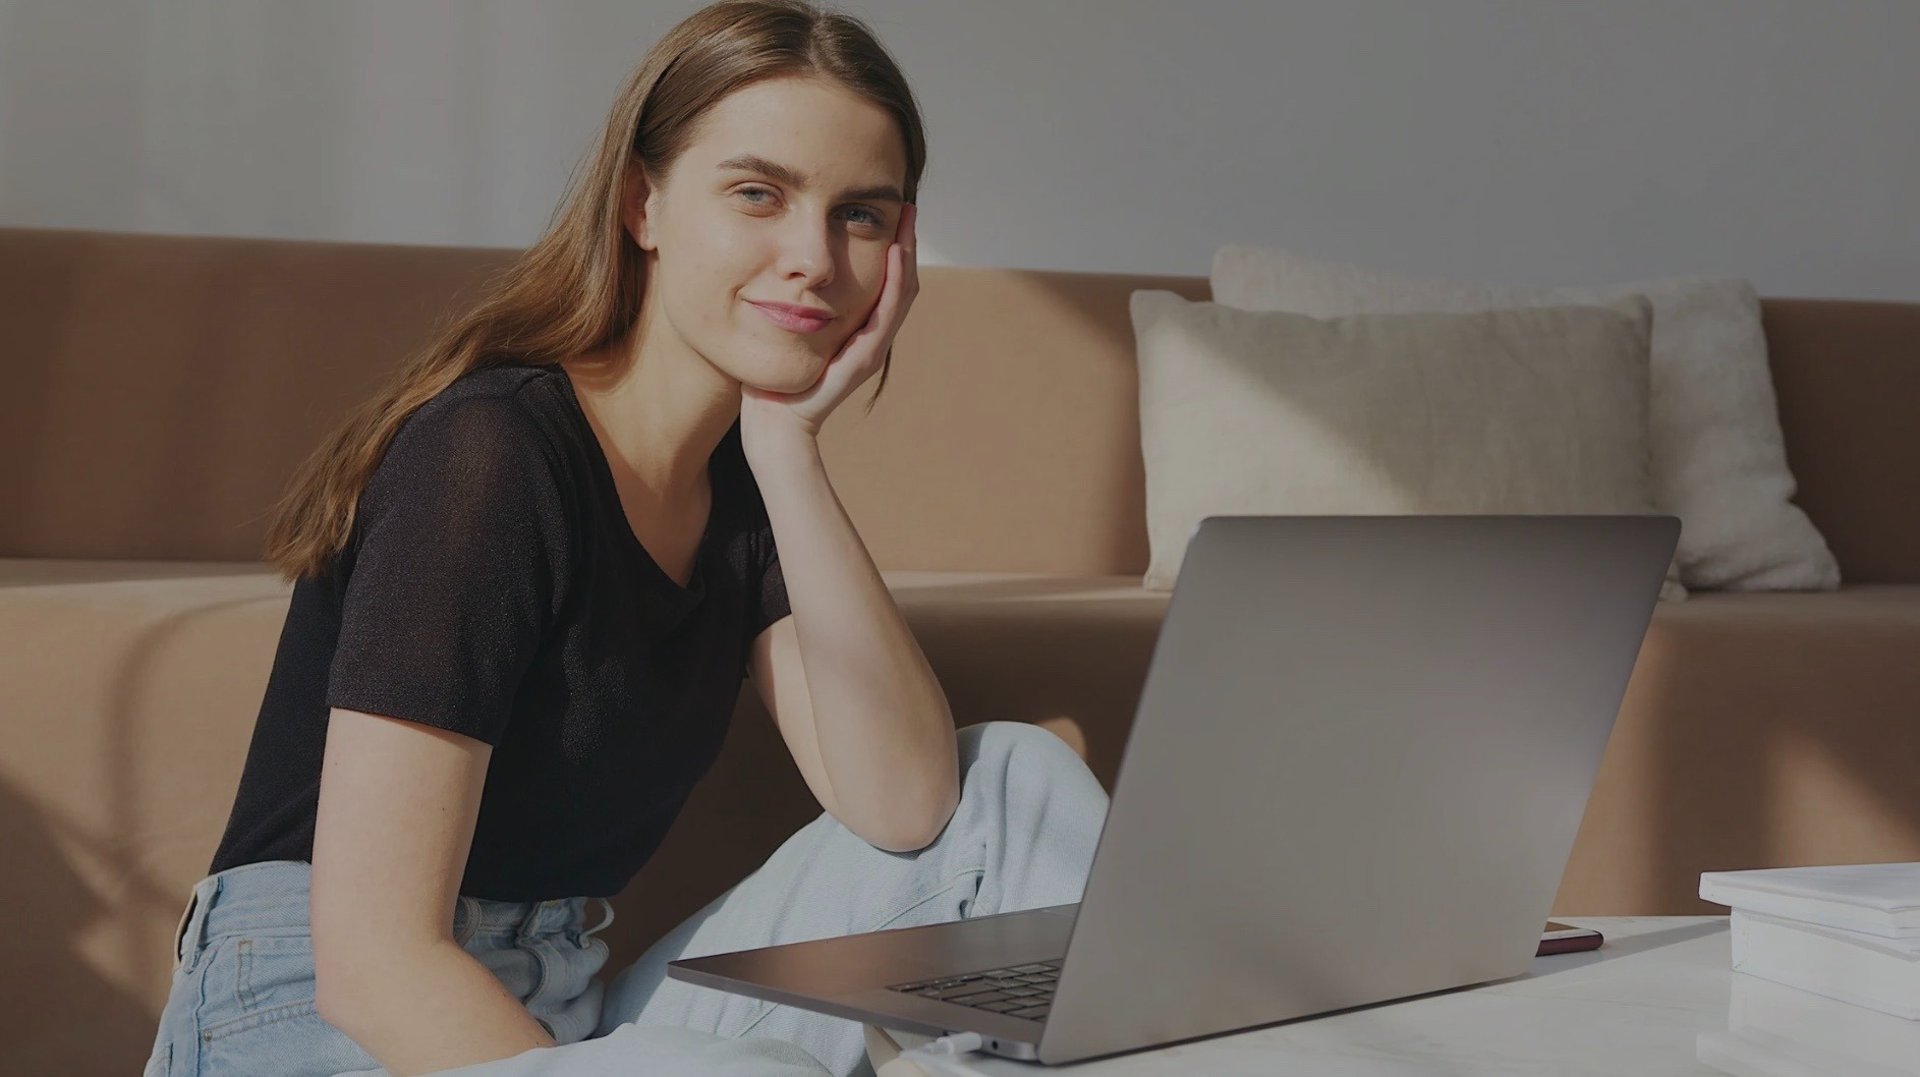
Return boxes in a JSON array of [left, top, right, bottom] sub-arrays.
[[1038, 514, 1677, 1064]]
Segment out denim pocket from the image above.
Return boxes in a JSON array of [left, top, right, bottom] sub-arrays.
[[197, 933, 322, 1043], [200, 996, 322, 1045], [199, 996, 373, 1077]]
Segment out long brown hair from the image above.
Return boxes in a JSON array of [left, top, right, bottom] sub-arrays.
[[262, 0, 926, 583]]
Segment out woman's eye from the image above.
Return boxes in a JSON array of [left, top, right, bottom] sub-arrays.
[[735, 188, 885, 229]]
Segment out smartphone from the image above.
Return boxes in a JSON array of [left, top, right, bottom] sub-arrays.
[[1538, 920, 1604, 956]]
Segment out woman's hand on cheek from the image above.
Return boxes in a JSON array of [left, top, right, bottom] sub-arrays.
[[740, 202, 917, 457]]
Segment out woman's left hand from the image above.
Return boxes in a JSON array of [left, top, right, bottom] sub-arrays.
[[740, 202, 917, 449]]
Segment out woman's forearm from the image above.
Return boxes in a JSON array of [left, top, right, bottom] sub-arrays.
[[747, 426, 960, 849], [318, 938, 555, 1075]]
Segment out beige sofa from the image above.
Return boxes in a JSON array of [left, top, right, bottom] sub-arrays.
[[3, 225, 1917, 1075]]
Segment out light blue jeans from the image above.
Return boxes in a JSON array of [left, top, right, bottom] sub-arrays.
[[144, 720, 1110, 1076]]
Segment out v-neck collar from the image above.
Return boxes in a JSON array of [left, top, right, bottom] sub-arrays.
[[547, 363, 722, 605]]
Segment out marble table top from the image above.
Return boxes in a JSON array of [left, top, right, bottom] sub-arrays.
[[874, 915, 1920, 1076]]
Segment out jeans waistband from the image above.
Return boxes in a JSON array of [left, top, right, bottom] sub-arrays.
[[173, 860, 617, 973]]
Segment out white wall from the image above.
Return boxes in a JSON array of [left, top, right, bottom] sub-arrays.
[[2, 0, 1915, 299]]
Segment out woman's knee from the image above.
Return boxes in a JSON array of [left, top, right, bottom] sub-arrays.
[[958, 720, 1091, 794], [951, 721, 1109, 907]]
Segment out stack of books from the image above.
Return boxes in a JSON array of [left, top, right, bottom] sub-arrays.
[[1699, 862, 1920, 1018], [1695, 863, 1920, 1076]]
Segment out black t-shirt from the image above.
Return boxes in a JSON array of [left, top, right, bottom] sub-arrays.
[[207, 362, 791, 900]]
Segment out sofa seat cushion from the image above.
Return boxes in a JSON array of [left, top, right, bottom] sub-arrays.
[[881, 571, 1171, 771], [0, 559, 294, 1076], [1559, 583, 1920, 913]]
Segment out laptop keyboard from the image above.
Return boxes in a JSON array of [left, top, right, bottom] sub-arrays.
[[887, 959, 1062, 1021]]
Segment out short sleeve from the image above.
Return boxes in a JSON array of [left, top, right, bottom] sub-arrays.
[[326, 394, 573, 745], [741, 489, 791, 679], [750, 527, 791, 641]]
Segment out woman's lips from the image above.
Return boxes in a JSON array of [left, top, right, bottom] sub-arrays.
[[749, 301, 833, 334]]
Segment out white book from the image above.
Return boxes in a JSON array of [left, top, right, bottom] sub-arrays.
[[1700, 863, 1920, 945], [1730, 909, 1920, 1020]]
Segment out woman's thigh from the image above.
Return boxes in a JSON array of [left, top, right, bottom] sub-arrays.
[[593, 719, 1110, 1075], [169, 936, 827, 1077]]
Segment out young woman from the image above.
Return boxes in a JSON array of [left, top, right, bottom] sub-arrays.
[[141, 3, 1111, 1075]]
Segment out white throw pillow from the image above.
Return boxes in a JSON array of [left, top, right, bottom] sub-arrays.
[[1211, 245, 1839, 591], [1130, 290, 1686, 601]]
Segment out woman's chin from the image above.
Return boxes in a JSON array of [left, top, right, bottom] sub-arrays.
[[746, 355, 827, 395]]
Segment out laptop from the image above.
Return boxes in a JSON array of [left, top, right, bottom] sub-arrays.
[[668, 514, 1680, 1065]]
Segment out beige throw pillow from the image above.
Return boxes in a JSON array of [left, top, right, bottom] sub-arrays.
[[1130, 290, 1686, 601], [1210, 245, 1840, 591]]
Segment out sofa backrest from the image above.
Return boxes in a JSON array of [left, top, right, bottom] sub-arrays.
[[3, 225, 1915, 582]]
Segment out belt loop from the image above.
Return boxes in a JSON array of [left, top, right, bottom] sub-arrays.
[[453, 895, 481, 946], [173, 875, 215, 974], [171, 890, 195, 973], [521, 898, 561, 942], [581, 896, 616, 940]]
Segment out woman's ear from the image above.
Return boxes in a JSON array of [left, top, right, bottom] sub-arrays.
[[621, 163, 658, 252]]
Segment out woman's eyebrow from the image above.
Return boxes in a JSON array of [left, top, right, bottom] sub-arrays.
[[714, 153, 903, 203]]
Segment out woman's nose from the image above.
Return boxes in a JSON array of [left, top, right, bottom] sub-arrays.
[[776, 214, 837, 282]]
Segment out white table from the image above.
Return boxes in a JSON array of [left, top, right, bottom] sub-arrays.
[[868, 916, 1920, 1076]]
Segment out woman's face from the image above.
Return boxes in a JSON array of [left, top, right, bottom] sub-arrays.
[[632, 75, 908, 395]]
